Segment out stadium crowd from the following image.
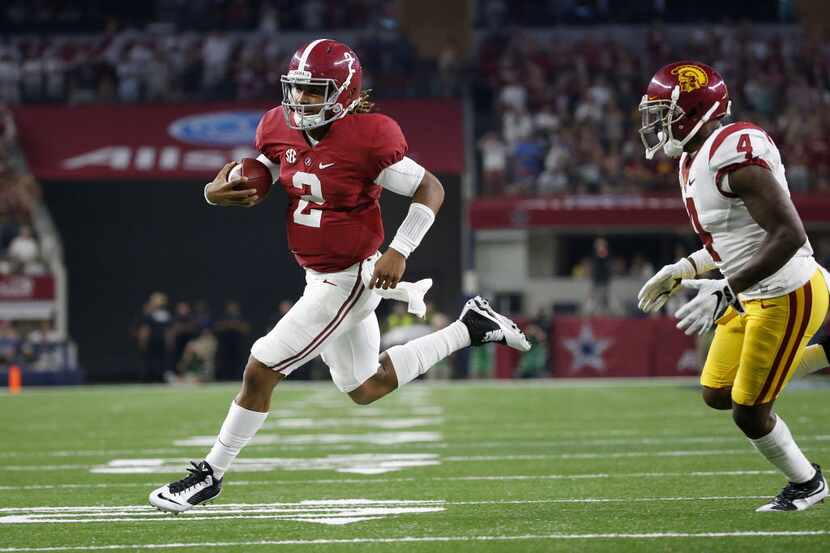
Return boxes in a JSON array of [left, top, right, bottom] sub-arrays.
[[0, 26, 443, 106], [474, 28, 830, 195], [0, 103, 68, 373]]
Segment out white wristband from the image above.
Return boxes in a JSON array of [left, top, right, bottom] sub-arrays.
[[388, 203, 435, 258], [687, 248, 717, 275], [204, 182, 217, 206]]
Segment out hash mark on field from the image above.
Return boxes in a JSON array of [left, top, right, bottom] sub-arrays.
[[1, 530, 828, 551], [175, 431, 442, 447], [92, 454, 440, 475]]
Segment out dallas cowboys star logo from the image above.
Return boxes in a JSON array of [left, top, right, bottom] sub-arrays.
[[562, 324, 613, 372]]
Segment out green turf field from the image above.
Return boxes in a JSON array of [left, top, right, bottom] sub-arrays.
[[1, 378, 829, 552]]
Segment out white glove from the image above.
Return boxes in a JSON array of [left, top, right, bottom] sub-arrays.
[[674, 279, 744, 335], [637, 258, 696, 313]]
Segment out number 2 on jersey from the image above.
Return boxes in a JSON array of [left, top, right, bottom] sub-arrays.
[[292, 172, 325, 228], [685, 197, 721, 261]]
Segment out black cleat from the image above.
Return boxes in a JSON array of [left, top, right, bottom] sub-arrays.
[[756, 463, 828, 512], [460, 296, 530, 351], [149, 461, 222, 513]]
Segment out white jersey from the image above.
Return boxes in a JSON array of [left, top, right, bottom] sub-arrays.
[[679, 121, 816, 300]]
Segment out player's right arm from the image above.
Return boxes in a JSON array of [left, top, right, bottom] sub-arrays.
[[203, 161, 259, 208], [638, 248, 717, 313]]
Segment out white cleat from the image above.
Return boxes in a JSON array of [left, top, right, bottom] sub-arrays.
[[460, 296, 531, 352], [756, 463, 827, 512], [149, 461, 222, 514]]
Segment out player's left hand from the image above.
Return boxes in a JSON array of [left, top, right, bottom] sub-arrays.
[[370, 249, 406, 289], [674, 279, 744, 336]]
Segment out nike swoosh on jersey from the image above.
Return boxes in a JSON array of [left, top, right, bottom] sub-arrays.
[[319, 162, 335, 169]]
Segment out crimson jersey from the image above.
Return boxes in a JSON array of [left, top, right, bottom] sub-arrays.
[[255, 107, 408, 272]]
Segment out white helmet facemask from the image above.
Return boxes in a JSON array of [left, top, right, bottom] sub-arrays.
[[638, 85, 724, 159], [281, 52, 360, 131]]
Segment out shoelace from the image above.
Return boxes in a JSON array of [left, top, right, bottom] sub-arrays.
[[780, 483, 801, 500], [169, 461, 210, 494]]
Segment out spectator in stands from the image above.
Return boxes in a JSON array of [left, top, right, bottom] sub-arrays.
[[516, 323, 548, 378], [383, 302, 415, 333], [26, 319, 64, 372], [28, 318, 60, 344], [478, 131, 507, 196], [137, 291, 171, 382], [7, 224, 39, 271], [214, 300, 250, 381], [173, 327, 217, 383], [469, 342, 495, 379], [168, 301, 199, 369], [0, 319, 20, 367], [475, 28, 830, 195], [583, 237, 612, 315], [193, 299, 213, 330]]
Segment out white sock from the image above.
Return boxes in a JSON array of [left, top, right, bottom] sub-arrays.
[[204, 401, 268, 479], [386, 320, 471, 386], [750, 415, 816, 483], [792, 344, 829, 379]]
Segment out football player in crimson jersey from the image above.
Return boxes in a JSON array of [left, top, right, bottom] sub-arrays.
[[636, 61, 830, 512], [149, 39, 530, 514]]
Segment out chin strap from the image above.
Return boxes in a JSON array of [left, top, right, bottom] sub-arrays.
[[647, 85, 723, 159]]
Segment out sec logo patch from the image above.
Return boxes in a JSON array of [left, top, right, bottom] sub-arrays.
[[285, 148, 297, 164]]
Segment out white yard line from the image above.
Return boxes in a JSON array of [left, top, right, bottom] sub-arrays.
[[0, 494, 774, 515], [0, 468, 781, 491], [5, 433, 830, 459], [0, 496, 782, 526], [9, 433, 830, 458], [9, 445, 828, 471], [0, 530, 828, 552]]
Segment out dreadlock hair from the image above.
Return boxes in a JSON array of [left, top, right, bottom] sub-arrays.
[[351, 90, 375, 114]]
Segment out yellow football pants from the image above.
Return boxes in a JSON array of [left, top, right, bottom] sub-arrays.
[[700, 269, 829, 406]]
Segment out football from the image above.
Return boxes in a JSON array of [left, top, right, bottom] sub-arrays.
[[227, 158, 273, 200]]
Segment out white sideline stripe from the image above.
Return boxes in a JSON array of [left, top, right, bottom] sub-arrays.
[[1, 531, 828, 551], [0, 469, 781, 491]]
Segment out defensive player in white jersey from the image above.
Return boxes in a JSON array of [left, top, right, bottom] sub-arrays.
[[637, 61, 829, 512]]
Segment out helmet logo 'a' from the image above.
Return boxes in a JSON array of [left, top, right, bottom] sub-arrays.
[[670, 65, 709, 93]]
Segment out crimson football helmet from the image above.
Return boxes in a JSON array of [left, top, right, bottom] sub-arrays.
[[639, 61, 731, 159], [281, 38, 363, 130]]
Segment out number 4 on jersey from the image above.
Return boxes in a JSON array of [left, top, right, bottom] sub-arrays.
[[685, 197, 721, 261], [292, 172, 325, 228], [737, 133, 753, 161]]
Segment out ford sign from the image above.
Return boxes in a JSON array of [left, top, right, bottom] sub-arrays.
[[167, 111, 263, 146]]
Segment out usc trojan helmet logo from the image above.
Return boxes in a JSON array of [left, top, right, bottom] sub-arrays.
[[670, 65, 709, 93]]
